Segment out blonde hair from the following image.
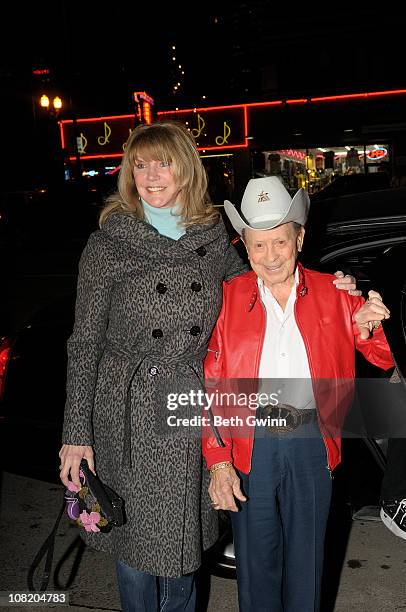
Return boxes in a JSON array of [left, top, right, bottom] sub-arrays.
[[99, 121, 219, 227]]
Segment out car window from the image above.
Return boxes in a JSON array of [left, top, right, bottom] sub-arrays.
[[315, 242, 405, 293]]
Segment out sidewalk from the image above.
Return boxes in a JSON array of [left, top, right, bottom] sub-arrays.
[[0, 471, 405, 611]]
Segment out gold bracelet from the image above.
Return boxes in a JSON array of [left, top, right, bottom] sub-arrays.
[[209, 461, 233, 473]]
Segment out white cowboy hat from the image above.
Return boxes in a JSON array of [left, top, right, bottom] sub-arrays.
[[224, 177, 310, 235]]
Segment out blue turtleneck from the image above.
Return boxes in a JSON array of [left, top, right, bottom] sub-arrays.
[[142, 199, 186, 240]]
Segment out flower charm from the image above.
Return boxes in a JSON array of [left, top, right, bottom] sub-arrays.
[[79, 510, 101, 532]]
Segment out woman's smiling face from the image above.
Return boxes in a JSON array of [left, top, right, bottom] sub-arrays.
[[133, 157, 180, 208]]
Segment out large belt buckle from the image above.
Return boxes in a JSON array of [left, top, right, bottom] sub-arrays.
[[262, 403, 301, 434]]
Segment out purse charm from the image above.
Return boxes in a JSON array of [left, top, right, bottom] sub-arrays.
[[64, 461, 124, 533]]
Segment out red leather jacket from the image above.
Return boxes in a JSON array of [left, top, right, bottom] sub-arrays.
[[203, 265, 394, 474]]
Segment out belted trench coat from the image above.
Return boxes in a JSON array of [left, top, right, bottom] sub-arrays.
[[62, 211, 246, 577]]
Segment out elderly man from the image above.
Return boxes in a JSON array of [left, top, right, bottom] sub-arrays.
[[203, 177, 394, 612]]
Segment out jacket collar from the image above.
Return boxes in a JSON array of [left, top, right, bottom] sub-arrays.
[[101, 211, 223, 260], [246, 262, 308, 312]]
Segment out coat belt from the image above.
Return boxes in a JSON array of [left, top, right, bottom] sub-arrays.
[[103, 342, 208, 468]]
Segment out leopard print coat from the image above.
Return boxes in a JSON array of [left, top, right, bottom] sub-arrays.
[[62, 211, 247, 577]]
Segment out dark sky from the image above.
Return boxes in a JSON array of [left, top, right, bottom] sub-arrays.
[[2, 2, 405, 116]]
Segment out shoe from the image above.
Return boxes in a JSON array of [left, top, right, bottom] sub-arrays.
[[380, 499, 406, 540]]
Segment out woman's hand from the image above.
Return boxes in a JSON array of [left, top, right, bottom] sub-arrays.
[[208, 465, 247, 512], [354, 290, 391, 339], [59, 444, 95, 489], [333, 270, 362, 296]]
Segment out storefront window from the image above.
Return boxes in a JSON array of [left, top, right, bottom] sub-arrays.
[[260, 145, 390, 194]]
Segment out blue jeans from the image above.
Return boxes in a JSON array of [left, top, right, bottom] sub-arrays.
[[116, 560, 196, 612]]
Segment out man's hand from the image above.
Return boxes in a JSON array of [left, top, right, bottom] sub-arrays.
[[333, 270, 362, 296], [59, 444, 95, 489], [354, 290, 391, 339], [209, 465, 247, 512]]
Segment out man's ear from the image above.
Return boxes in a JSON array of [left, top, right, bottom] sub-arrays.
[[297, 227, 305, 252]]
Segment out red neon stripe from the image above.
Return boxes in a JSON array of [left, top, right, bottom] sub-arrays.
[[366, 89, 406, 97], [246, 100, 283, 108], [69, 153, 124, 160], [244, 105, 248, 141], [157, 103, 246, 115], [311, 89, 406, 102], [60, 114, 135, 125], [59, 121, 65, 149], [157, 88, 406, 115], [285, 99, 308, 104], [197, 143, 248, 151], [312, 93, 368, 102]]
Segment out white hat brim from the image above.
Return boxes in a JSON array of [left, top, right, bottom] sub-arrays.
[[224, 188, 310, 235]]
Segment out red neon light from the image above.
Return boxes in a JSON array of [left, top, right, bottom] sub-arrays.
[[134, 91, 154, 105], [60, 114, 135, 125], [68, 153, 124, 161], [366, 148, 388, 160], [158, 103, 246, 115], [277, 149, 306, 161], [157, 88, 406, 116], [143, 101, 152, 125], [311, 89, 406, 102], [32, 68, 50, 75], [285, 99, 308, 104], [197, 143, 248, 152], [107, 166, 121, 174], [246, 100, 283, 108], [59, 122, 66, 149]]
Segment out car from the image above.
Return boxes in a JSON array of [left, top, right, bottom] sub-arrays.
[[1, 188, 406, 577]]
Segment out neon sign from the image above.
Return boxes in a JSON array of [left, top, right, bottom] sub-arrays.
[[134, 91, 154, 125], [60, 115, 136, 160], [157, 106, 248, 151], [366, 147, 388, 160], [277, 149, 306, 161]]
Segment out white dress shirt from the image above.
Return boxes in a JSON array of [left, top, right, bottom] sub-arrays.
[[257, 268, 316, 410]]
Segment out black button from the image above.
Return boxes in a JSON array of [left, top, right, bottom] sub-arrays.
[[190, 325, 201, 336], [191, 282, 202, 292], [149, 366, 159, 376], [196, 246, 207, 257], [152, 329, 163, 338], [156, 282, 167, 294]]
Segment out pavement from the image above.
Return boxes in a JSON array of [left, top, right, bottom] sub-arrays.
[[0, 471, 406, 612]]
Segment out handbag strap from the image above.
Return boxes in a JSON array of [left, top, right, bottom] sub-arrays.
[[27, 496, 66, 591]]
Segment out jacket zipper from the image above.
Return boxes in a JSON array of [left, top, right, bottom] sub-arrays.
[[248, 296, 267, 473], [294, 299, 333, 479]]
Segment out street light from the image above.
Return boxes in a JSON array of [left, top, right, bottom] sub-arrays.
[[40, 94, 50, 108], [36, 93, 65, 186], [39, 94, 63, 115]]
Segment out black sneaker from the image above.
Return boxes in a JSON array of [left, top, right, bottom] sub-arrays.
[[380, 499, 406, 539]]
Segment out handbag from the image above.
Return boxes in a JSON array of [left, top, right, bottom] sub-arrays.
[[65, 459, 125, 533], [27, 460, 125, 591]]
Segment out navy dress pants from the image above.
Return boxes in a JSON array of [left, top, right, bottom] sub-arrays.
[[231, 423, 332, 612]]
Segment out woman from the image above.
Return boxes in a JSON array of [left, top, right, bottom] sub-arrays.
[[59, 122, 357, 611], [59, 122, 246, 611]]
